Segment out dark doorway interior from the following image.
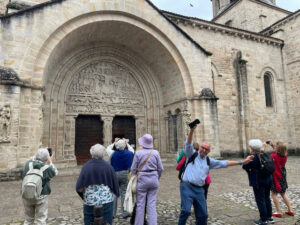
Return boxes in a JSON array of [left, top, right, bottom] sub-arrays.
[[75, 115, 103, 165], [112, 116, 136, 149]]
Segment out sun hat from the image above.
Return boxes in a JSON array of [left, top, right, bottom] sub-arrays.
[[249, 139, 263, 151], [138, 134, 153, 149]]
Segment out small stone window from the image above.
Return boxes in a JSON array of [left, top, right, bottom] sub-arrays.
[[264, 73, 273, 107]]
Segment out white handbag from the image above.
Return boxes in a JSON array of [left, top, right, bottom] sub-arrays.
[[130, 174, 138, 194]]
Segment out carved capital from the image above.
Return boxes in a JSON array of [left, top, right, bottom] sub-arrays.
[[0, 67, 20, 82], [199, 88, 218, 100]]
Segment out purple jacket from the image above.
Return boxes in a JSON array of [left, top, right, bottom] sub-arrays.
[[131, 148, 163, 178]]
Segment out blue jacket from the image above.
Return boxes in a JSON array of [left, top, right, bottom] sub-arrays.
[[242, 154, 272, 187], [111, 150, 134, 172]]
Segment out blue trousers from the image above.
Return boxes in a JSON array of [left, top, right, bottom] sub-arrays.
[[83, 202, 114, 225], [253, 184, 272, 222], [178, 182, 207, 225]]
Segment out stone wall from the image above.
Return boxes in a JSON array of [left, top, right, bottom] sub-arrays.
[[0, 83, 43, 171], [268, 14, 300, 151], [0, 0, 214, 170], [173, 17, 291, 155], [213, 0, 289, 32]]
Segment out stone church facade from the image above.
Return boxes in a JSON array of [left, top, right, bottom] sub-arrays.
[[0, 0, 299, 174]]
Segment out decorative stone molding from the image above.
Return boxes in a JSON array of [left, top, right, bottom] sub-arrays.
[[0, 104, 11, 143], [164, 12, 284, 47], [7, 0, 34, 11]]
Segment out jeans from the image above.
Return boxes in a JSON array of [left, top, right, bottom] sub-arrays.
[[83, 202, 114, 225], [253, 184, 272, 222], [178, 182, 207, 225], [113, 170, 130, 217]]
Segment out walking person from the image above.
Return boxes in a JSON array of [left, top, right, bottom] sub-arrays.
[[21, 148, 58, 225], [76, 144, 119, 225], [178, 123, 253, 225], [243, 139, 273, 225], [131, 134, 164, 225], [265, 141, 295, 218], [106, 138, 134, 218]]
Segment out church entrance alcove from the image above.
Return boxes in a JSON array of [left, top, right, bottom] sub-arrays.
[[112, 116, 136, 149], [75, 115, 104, 165]]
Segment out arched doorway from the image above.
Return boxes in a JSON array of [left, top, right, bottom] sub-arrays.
[[112, 116, 136, 149], [75, 115, 103, 165]]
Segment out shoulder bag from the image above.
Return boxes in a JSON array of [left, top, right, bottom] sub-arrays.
[[131, 150, 153, 194]]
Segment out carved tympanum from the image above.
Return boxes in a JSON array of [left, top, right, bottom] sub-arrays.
[[66, 62, 145, 115], [0, 104, 11, 142]]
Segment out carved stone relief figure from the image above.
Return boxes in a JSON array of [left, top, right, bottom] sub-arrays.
[[0, 104, 11, 142], [66, 61, 145, 116]]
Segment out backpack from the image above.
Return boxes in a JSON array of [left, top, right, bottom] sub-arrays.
[[178, 152, 210, 180], [21, 162, 49, 200], [258, 153, 275, 177]]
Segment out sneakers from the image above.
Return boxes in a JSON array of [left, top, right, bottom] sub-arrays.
[[253, 219, 268, 225], [272, 212, 282, 218], [285, 211, 295, 216], [267, 218, 275, 224]]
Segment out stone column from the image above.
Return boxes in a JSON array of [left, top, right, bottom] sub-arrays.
[[102, 116, 113, 147], [233, 51, 250, 156], [135, 117, 145, 148], [164, 115, 170, 153], [198, 88, 220, 157]]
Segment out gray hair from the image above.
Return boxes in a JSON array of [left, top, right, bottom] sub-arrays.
[[35, 148, 50, 162], [249, 139, 263, 152], [90, 144, 106, 159], [115, 140, 126, 150]]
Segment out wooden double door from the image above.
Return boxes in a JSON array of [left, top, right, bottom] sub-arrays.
[[75, 115, 136, 165]]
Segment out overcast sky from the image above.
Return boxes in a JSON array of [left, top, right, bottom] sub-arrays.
[[151, 0, 300, 20]]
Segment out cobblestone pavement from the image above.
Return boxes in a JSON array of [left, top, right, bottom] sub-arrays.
[[1, 156, 300, 225]]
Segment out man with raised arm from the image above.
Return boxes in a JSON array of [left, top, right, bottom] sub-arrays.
[[178, 122, 254, 225]]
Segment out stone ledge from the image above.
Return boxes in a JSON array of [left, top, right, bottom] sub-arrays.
[[0, 167, 23, 182]]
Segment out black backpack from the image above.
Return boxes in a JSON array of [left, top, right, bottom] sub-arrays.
[[178, 152, 210, 180], [258, 153, 275, 177]]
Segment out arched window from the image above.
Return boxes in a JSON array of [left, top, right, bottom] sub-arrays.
[[264, 73, 273, 107]]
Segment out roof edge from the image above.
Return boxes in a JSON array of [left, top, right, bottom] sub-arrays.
[[145, 0, 212, 56], [0, 0, 66, 20], [260, 9, 300, 34], [164, 11, 283, 46]]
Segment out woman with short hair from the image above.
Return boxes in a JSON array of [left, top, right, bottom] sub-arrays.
[[22, 148, 58, 225], [242, 139, 273, 225], [76, 144, 119, 225]]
